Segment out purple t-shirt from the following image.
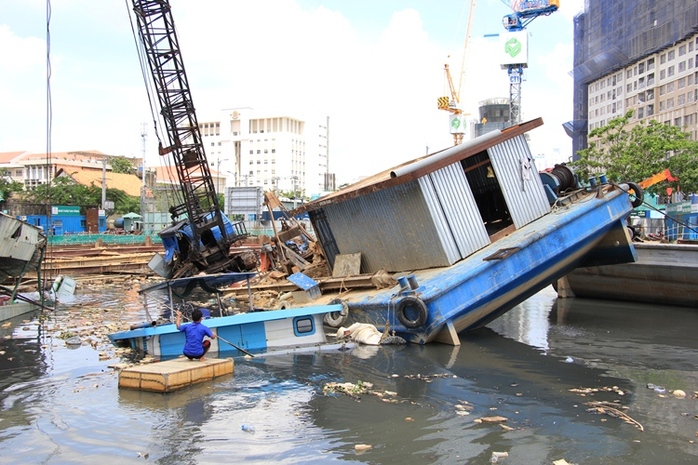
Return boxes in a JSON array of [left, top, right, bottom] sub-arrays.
[[179, 321, 213, 357]]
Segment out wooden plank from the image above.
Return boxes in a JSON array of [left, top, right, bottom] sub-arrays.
[[118, 357, 234, 393]]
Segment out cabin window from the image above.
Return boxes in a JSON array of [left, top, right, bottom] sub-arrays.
[[293, 316, 315, 337]]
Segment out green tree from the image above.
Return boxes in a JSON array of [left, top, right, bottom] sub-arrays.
[[0, 169, 24, 201], [22, 176, 141, 214], [24, 176, 99, 206], [573, 111, 698, 194], [109, 156, 136, 174]]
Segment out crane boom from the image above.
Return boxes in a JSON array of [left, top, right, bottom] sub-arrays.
[[131, 0, 246, 278]]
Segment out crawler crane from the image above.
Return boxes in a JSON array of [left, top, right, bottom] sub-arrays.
[[130, 0, 249, 278]]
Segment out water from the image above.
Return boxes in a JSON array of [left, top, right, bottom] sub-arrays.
[[1, 286, 697, 464]]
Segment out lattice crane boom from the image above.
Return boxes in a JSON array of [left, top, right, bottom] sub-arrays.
[[130, 0, 247, 278]]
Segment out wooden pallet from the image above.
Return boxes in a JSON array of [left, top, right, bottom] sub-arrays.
[[118, 357, 234, 393]]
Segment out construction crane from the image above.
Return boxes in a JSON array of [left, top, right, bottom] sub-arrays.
[[437, 0, 476, 146], [500, 0, 559, 124], [130, 0, 248, 278]]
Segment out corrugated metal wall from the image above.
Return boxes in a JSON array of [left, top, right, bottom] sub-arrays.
[[488, 135, 550, 228], [419, 162, 490, 262], [320, 180, 452, 273]]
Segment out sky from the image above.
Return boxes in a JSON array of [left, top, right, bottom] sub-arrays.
[[0, 0, 584, 185]]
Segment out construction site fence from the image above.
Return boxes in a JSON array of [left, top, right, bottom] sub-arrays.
[[46, 228, 279, 247]]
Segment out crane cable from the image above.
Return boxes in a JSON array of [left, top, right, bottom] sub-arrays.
[[124, 0, 184, 213]]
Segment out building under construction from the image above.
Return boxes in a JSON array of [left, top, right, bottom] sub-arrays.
[[570, 0, 698, 157]]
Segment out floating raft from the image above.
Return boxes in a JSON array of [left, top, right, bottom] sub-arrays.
[[118, 357, 234, 393]]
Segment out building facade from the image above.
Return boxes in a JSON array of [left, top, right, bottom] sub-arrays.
[[198, 108, 334, 199], [572, 0, 698, 156]]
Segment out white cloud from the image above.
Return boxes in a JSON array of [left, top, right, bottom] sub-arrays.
[[1, 0, 579, 182]]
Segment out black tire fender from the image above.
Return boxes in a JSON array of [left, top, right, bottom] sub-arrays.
[[396, 296, 428, 329], [627, 182, 644, 208], [324, 298, 349, 328]]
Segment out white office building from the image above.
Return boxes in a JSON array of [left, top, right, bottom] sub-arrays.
[[199, 107, 334, 199]]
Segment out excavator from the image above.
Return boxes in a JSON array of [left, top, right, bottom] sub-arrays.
[[638, 169, 678, 190], [129, 0, 251, 278]]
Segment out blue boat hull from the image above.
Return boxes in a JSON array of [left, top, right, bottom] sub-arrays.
[[319, 186, 635, 344]]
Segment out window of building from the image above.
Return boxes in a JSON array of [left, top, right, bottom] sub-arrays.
[[627, 83, 632, 93], [679, 61, 687, 72], [668, 82, 675, 92], [638, 62, 645, 74], [667, 97, 675, 109], [648, 57, 655, 70], [647, 104, 654, 116], [679, 77, 686, 89], [660, 69, 666, 80], [675, 117, 682, 126], [647, 73, 655, 86], [668, 50, 675, 61], [660, 53, 666, 64], [668, 66, 675, 77], [678, 93, 686, 105], [679, 44, 687, 56], [637, 107, 644, 118]]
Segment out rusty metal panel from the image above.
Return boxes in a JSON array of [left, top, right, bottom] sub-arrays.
[[488, 135, 550, 228], [321, 181, 452, 273], [419, 163, 490, 261]]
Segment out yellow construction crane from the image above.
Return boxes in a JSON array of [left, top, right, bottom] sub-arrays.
[[438, 0, 476, 145]]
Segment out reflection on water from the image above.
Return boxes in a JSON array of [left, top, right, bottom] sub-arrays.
[[1, 285, 697, 464]]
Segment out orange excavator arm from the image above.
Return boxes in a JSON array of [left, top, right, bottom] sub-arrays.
[[638, 169, 678, 189]]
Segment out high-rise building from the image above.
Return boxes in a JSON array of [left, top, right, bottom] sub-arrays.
[[571, 0, 698, 157], [199, 108, 333, 199]]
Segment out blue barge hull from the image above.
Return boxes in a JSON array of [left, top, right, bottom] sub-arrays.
[[311, 184, 635, 345]]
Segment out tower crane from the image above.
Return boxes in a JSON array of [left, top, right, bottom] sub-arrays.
[[499, 0, 559, 124], [129, 0, 249, 278], [437, 0, 476, 146]]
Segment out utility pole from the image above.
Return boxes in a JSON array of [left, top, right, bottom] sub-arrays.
[[101, 157, 107, 210], [140, 123, 147, 215]]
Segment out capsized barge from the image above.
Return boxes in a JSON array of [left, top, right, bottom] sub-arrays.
[[285, 118, 638, 345]]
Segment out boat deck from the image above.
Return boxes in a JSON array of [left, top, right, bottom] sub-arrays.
[[118, 357, 233, 393]]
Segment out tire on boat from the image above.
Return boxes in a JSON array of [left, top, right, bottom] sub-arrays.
[[627, 181, 644, 208], [396, 296, 428, 329], [324, 298, 349, 328]]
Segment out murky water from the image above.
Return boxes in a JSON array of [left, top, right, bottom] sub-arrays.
[[1, 286, 697, 464]]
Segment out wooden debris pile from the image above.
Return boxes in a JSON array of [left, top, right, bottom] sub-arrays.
[[223, 191, 398, 308]]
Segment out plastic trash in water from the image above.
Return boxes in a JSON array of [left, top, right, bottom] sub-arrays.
[[241, 424, 255, 433], [564, 356, 574, 363]]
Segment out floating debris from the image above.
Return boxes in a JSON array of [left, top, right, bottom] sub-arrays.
[[585, 401, 644, 432], [474, 416, 508, 424], [673, 389, 687, 398], [402, 373, 454, 382], [323, 380, 373, 398], [647, 383, 666, 393], [491, 451, 508, 463], [354, 444, 373, 454]]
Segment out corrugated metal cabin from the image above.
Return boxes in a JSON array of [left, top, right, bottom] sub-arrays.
[[295, 119, 552, 274]]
